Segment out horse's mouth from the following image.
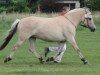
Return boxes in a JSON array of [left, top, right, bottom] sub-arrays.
[[81, 25, 96, 32], [89, 27, 96, 32], [80, 24, 88, 28]]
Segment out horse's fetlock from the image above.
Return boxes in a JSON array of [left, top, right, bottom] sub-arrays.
[[81, 58, 88, 64], [4, 57, 12, 63], [39, 57, 45, 64]]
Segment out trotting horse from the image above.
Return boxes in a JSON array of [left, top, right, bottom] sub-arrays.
[[0, 8, 96, 64]]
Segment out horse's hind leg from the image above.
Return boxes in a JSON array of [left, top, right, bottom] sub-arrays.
[[67, 35, 88, 64], [29, 37, 45, 64], [53, 42, 66, 63], [46, 42, 67, 63], [44, 43, 61, 57], [4, 36, 26, 63]]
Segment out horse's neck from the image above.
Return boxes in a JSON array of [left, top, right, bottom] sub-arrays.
[[65, 10, 85, 28]]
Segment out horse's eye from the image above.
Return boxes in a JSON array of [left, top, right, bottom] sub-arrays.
[[88, 18, 91, 20]]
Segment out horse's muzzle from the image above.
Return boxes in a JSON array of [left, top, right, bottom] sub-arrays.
[[90, 28, 96, 32]]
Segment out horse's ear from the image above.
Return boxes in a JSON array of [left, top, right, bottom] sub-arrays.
[[83, 7, 91, 13], [83, 7, 87, 9], [83, 7, 91, 11]]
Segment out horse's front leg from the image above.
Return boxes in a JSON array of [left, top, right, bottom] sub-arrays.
[[29, 37, 45, 64], [67, 35, 88, 64], [46, 42, 67, 63]]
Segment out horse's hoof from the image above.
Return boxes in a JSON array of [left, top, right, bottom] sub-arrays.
[[81, 58, 88, 65], [44, 47, 49, 57], [83, 60, 88, 64], [54, 61, 59, 63], [46, 57, 54, 62], [4, 57, 12, 63], [39, 57, 45, 64], [41, 61, 46, 64]]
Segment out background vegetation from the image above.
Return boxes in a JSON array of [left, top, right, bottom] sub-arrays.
[[0, 0, 100, 75], [0, 0, 100, 13]]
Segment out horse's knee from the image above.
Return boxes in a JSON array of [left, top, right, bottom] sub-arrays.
[[38, 57, 45, 64]]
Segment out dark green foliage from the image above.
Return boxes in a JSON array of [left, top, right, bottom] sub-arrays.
[[85, 0, 100, 11], [0, 0, 100, 13], [80, 0, 85, 7], [0, 0, 31, 13]]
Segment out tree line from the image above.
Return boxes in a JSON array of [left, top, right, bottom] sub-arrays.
[[0, 0, 100, 13]]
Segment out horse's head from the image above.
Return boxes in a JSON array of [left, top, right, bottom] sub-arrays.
[[81, 8, 96, 32]]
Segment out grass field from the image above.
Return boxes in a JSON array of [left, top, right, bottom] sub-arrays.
[[0, 12, 100, 75]]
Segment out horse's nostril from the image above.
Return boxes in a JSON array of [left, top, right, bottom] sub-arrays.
[[91, 28, 95, 32]]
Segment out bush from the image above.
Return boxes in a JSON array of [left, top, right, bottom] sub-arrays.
[[0, 7, 6, 13], [0, 0, 100, 13]]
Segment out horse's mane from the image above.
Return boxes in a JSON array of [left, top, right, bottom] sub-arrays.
[[67, 8, 85, 14]]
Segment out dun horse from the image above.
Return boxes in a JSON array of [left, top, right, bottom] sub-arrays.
[[0, 8, 96, 64]]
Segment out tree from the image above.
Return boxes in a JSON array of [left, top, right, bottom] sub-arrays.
[[86, 0, 100, 11], [80, 0, 85, 7], [0, 0, 100, 13], [39, 0, 58, 12]]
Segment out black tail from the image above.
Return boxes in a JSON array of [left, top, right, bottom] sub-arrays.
[[0, 22, 19, 50]]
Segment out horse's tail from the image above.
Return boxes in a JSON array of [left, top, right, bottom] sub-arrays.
[[0, 19, 20, 50]]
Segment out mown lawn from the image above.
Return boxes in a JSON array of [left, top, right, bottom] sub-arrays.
[[0, 13, 100, 75]]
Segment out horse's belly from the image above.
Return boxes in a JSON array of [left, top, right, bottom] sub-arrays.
[[37, 36, 65, 42], [35, 32, 65, 42]]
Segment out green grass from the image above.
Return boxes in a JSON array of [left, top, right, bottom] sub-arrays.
[[0, 13, 100, 75]]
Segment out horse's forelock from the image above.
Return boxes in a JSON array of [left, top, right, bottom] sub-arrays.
[[84, 7, 92, 14]]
